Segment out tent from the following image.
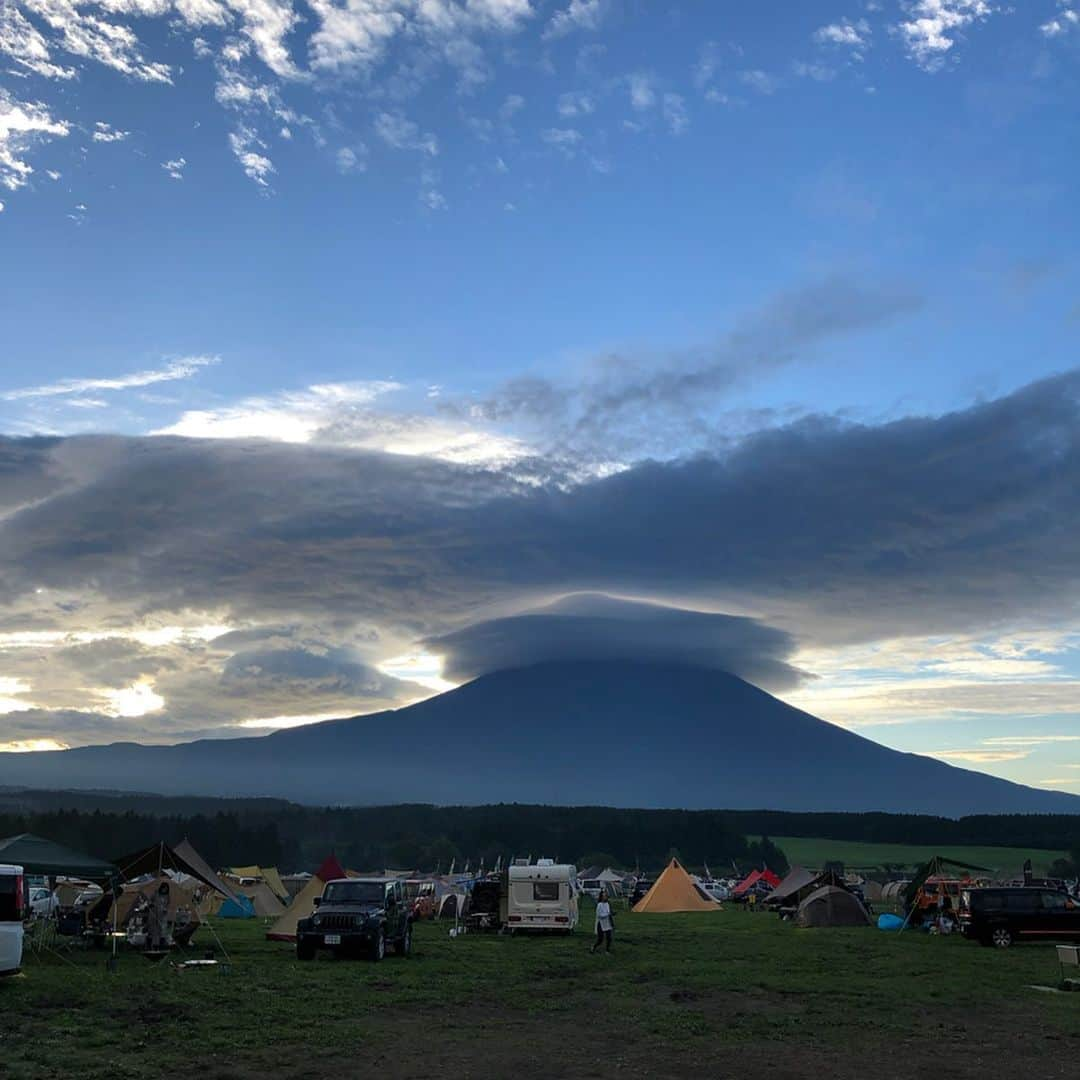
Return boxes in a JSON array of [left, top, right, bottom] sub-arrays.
[[266, 854, 347, 942], [113, 875, 199, 928], [862, 881, 884, 902], [229, 865, 288, 902], [763, 866, 820, 906], [632, 859, 720, 913], [0, 833, 115, 880], [217, 895, 256, 918], [113, 841, 243, 905], [281, 873, 312, 898], [239, 881, 286, 918], [903, 856, 993, 910], [733, 868, 780, 898], [796, 886, 870, 928]]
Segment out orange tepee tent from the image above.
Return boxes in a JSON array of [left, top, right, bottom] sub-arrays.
[[632, 858, 721, 913]]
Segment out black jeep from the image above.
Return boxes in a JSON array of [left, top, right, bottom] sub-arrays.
[[296, 877, 412, 961]]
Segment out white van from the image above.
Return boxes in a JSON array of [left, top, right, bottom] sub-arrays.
[[0, 864, 25, 977], [506, 864, 578, 933]]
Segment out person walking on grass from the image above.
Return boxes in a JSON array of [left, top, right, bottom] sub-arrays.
[[592, 890, 614, 953]]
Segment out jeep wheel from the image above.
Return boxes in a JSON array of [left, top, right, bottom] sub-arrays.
[[396, 924, 412, 957], [297, 941, 316, 962], [991, 927, 1013, 949], [372, 929, 385, 962]]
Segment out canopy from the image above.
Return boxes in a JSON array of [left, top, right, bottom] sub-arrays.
[[796, 885, 870, 928], [113, 875, 199, 927], [266, 854, 347, 942], [112, 840, 242, 904], [632, 859, 719, 914], [0, 833, 115, 880]]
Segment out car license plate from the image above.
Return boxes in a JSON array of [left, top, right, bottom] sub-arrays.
[[324, 934, 341, 945]]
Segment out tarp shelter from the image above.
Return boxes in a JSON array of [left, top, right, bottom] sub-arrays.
[[266, 854, 347, 942], [0, 833, 115, 880], [113, 875, 199, 927], [763, 866, 820, 906], [796, 886, 870, 928], [733, 868, 781, 897], [112, 841, 243, 905], [229, 865, 288, 901], [633, 859, 720, 913], [903, 856, 993, 911]]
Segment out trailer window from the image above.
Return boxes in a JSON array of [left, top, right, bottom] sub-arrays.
[[533, 882, 560, 902], [0, 877, 19, 921]]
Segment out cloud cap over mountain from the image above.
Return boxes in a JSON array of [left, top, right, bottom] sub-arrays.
[[426, 593, 805, 690]]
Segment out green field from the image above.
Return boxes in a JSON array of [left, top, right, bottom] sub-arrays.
[[4, 902, 1079, 1079], [761, 837, 1068, 875]]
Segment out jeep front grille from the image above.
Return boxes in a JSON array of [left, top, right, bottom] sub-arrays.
[[319, 914, 358, 931]]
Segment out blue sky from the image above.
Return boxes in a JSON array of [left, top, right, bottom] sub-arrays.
[[2, 2, 1080, 794]]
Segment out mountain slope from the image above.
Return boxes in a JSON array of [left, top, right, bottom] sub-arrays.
[[1, 661, 1076, 815]]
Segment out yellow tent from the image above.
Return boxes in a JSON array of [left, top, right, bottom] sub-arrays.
[[229, 865, 288, 901], [632, 859, 720, 913], [266, 874, 323, 942], [239, 881, 286, 918]]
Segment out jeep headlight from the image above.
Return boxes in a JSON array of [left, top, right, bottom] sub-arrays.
[[312, 914, 321, 928], [355, 915, 366, 928]]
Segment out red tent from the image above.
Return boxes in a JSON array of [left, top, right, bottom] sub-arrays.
[[733, 867, 781, 897]]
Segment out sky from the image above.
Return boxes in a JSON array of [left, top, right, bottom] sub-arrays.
[[1, 0, 1079, 795]]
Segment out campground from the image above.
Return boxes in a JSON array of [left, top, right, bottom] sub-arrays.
[[3, 901, 1079, 1079]]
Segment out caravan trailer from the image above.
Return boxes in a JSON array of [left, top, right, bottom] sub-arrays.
[[0, 864, 25, 977], [506, 863, 579, 933]]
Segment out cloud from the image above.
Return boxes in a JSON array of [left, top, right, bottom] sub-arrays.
[[544, 0, 606, 40], [91, 121, 129, 143], [1041, 5, 1079, 37], [896, 0, 995, 72], [335, 145, 366, 173], [450, 275, 923, 460], [0, 89, 69, 192], [228, 125, 275, 185], [374, 111, 439, 155], [0, 4, 77, 78], [2, 356, 217, 402], [739, 69, 779, 94], [426, 593, 806, 690], [161, 156, 186, 179], [814, 17, 871, 50]]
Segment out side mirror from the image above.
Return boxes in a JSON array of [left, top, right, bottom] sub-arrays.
[[313, 897, 321, 908]]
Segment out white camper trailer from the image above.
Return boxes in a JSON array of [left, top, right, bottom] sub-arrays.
[[506, 863, 579, 933], [0, 864, 25, 977]]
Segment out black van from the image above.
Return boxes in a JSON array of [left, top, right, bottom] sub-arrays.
[[959, 886, 1080, 948]]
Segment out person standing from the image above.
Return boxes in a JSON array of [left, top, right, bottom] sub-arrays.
[[591, 891, 614, 953]]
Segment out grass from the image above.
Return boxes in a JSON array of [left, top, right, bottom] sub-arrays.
[[760, 837, 1068, 875], [3, 901, 1080, 1078]]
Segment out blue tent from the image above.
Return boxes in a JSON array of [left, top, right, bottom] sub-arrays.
[[218, 895, 256, 919]]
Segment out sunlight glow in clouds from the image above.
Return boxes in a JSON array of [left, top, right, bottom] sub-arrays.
[[0, 739, 70, 753], [100, 680, 165, 718], [378, 652, 457, 693]]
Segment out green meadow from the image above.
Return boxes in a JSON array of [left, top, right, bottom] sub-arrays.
[[3, 901, 1078, 1079], [761, 837, 1068, 876]]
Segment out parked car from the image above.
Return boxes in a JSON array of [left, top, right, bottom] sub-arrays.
[[29, 886, 58, 918], [405, 879, 436, 920], [0, 864, 25, 977], [959, 886, 1080, 947], [296, 877, 412, 961]]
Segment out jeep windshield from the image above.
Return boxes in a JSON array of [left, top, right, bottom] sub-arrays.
[[322, 882, 385, 906]]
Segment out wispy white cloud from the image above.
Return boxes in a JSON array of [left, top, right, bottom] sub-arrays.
[[91, 121, 129, 143], [896, 0, 995, 72], [0, 90, 69, 192], [1041, 4, 1079, 37], [814, 17, 871, 49], [2, 355, 218, 401], [374, 110, 438, 155], [228, 126, 275, 186], [544, 0, 606, 40], [161, 156, 186, 179]]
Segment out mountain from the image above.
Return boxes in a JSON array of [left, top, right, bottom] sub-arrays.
[[1, 661, 1077, 816]]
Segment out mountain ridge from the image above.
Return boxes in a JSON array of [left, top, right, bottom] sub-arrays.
[[0, 660, 1076, 816]]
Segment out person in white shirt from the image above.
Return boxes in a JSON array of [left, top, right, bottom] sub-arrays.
[[591, 891, 614, 953]]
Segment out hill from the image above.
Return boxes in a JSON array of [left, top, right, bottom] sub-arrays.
[[1, 661, 1078, 816]]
